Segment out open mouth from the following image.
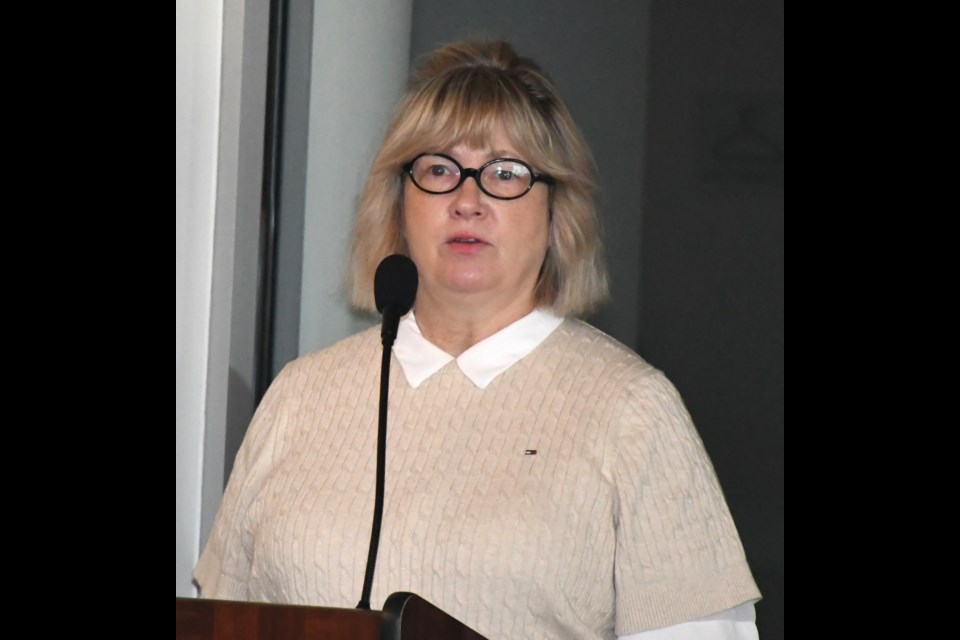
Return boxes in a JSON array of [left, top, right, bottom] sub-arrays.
[[446, 235, 488, 252], [447, 232, 487, 245]]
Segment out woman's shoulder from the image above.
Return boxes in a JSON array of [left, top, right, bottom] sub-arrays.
[[550, 318, 656, 375], [553, 320, 703, 445], [550, 319, 692, 404], [275, 324, 382, 383]]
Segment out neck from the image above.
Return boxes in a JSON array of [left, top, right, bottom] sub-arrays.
[[413, 293, 537, 357]]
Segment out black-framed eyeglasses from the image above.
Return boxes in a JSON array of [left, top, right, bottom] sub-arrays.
[[402, 153, 555, 201]]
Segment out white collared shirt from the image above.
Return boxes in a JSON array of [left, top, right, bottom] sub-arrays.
[[393, 308, 564, 389], [391, 309, 759, 640]]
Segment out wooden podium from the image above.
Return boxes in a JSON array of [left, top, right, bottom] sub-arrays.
[[176, 592, 488, 640]]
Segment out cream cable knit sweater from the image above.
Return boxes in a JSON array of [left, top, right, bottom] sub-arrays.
[[195, 319, 759, 639]]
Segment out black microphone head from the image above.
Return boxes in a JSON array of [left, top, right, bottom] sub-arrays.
[[374, 254, 418, 315]]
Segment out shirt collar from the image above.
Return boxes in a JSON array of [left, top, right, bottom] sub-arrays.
[[393, 308, 564, 389]]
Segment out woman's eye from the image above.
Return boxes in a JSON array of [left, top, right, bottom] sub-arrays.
[[494, 170, 515, 181], [429, 165, 448, 177]]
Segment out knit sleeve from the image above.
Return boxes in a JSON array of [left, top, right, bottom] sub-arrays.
[[193, 362, 297, 600], [612, 368, 760, 636]]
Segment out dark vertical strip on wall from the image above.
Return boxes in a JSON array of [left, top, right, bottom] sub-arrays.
[[255, 0, 287, 405]]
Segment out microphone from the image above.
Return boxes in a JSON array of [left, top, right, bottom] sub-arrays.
[[358, 254, 418, 610], [374, 254, 418, 348]]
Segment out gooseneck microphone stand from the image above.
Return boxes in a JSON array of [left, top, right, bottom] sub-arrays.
[[357, 331, 397, 610], [357, 254, 417, 610]]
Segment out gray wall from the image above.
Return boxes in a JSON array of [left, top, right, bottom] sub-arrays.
[[176, 0, 222, 597], [297, 1, 413, 357], [272, 2, 414, 379], [176, 0, 272, 597], [638, 4, 784, 638]]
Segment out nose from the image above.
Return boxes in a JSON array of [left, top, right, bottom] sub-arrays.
[[452, 171, 485, 217]]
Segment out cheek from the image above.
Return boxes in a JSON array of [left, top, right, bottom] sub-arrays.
[[528, 207, 551, 250], [399, 193, 434, 259], [399, 187, 411, 241], [523, 193, 551, 247], [400, 188, 427, 249]]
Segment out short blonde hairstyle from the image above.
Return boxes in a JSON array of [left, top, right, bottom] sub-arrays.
[[348, 40, 608, 317]]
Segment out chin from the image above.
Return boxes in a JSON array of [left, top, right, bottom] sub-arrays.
[[439, 266, 494, 293], [444, 278, 493, 295]]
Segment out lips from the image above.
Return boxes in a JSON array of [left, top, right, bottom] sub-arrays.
[[446, 233, 488, 245], [445, 232, 489, 254]]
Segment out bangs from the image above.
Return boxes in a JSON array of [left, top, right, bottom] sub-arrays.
[[392, 67, 548, 164]]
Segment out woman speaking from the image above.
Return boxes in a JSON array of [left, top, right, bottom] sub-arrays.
[[195, 40, 760, 639]]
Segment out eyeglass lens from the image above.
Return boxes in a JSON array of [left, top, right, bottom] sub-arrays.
[[409, 155, 535, 199]]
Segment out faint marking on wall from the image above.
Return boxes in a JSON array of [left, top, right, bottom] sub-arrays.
[[697, 93, 784, 187]]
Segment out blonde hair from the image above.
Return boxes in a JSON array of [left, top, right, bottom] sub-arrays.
[[348, 40, 608, 316]]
